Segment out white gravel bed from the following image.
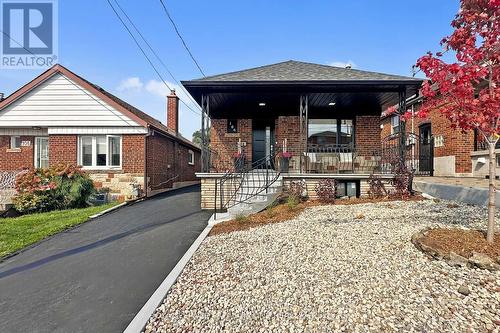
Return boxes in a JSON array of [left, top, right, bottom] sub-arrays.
[[146, 200, 500, 333]]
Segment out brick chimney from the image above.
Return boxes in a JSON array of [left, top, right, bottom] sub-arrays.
[[167, 89, 179, 133]]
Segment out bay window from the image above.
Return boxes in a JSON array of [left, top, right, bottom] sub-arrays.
[[78, 135, 122, 169]]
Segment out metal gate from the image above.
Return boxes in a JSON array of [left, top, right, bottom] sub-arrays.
[[381, 132, 434, 176]]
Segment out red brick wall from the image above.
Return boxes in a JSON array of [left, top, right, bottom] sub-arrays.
[[146, 132, 200, 192], [210, 118, 252, 170], [411, 107, 474, 174], [355, 115, 381, 156], [122, 135, 145, 173], [0, 136, 34, 171], [49, 135, 77, 166], [275, 116, 304, 156], [380, 106, 475, 174]]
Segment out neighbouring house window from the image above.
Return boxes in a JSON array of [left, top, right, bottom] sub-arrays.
[[391, 115, 400, 134], [496, 155, 500, 168], [10, 136, 21, 149], [78, 135, 122, 169], [434, 135, 444, 148], [308, 119, 354, 147], [188, 150, 195, 165], [227, 119, 238, 133]]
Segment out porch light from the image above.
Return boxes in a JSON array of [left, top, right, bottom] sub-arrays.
[[328, 102, 336, 106], [259, 102, 266, 107]]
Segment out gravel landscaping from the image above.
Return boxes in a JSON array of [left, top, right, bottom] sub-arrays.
[[146, 199, 500, 332]]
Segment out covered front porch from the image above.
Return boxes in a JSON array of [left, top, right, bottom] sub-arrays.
[[182, 61, 422, 209]]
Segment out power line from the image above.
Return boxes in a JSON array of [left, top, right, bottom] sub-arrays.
[[105, 0, 201, 117], [157, 0, 206, 77], [111, 0, 201, 110], [0, 30, 139, 127]]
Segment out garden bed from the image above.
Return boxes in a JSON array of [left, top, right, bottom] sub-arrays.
[[210, 194, 424, 236], [413, 227, 500, 271], [146, 199, 500, 332]]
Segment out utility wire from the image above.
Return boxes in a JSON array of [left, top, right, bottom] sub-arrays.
[[111, 0, 201, 110], [106, 0, 201, 117], [157, 0, 206, 77]]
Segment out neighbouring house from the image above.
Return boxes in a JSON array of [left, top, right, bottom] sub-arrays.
[[0, 64, 200, 201], [381, 95, 495, 178], [181, 60, 423, 210]]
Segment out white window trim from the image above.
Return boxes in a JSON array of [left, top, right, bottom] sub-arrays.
[[10, 136, 21, 149], [34, 137, 49, 169], [78, 135, 122, 170], [188, 149, 195, 165], [391, 115, 400, 134]]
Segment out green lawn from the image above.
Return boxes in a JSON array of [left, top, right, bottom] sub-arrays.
[[0, 203, 119, 259]]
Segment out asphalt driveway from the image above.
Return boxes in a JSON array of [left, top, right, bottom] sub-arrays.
[[0, 185, 211, 333]]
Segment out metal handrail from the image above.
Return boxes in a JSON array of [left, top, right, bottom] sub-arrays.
[[214, 147, 282, 219]]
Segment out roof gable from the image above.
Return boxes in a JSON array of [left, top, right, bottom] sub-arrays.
[[0, 64, 200, 150], [187, 60, 422, 83]]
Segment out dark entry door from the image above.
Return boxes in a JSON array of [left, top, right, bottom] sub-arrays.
[[252, 119, 275, 165], [419, 124, 433, 175]]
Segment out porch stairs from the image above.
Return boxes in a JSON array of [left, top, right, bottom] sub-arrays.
[[209, 169, 283, 225]]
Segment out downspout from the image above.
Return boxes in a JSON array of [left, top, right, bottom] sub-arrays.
[[144, 127, 153, 198]]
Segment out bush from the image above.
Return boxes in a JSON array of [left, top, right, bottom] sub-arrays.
[[286, 195, 299, 210], [390, 162, 413, 199], [367, 174, 388, 198], [315, 179, 337, 203], [13, 164, 96, 214], [286, 180, 307, 201]]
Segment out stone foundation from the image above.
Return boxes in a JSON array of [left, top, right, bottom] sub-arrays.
[[90, 172, 144, 201]]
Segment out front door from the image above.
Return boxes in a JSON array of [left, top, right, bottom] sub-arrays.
[[252, 119, 275, 165], [418, 124, 433, 175], [35, 137, 49, 169]]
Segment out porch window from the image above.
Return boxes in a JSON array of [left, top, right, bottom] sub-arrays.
[[78, 135, 122, 169], [391, 115, 400, 134], [308, 119, 354, 147], [227, 119, 238, 133]]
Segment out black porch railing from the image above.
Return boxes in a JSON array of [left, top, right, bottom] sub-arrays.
[[214, 147, 281, 219], [305, 144, 380, 174]]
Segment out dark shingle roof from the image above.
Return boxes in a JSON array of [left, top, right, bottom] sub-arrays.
[[190, 60, 421, 83]]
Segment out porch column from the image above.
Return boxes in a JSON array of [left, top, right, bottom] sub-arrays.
[[299, 94, 309, 173], [201, 94, 211, 172], [397, 88, 407, 164]]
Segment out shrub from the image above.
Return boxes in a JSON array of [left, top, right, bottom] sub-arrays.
[[390, 162, 413, 199], [286, 180, 307, 201], [13, 164, 96, 214], [315, 179, 337, 203], [234, 214, 248, 223], [286, 195, 299, 210], [367, 174, 388, 198]]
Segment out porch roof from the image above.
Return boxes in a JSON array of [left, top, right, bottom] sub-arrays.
[[182, 60, 423, 117]]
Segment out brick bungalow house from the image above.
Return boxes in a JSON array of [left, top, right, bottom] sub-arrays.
[[0, 64, 200, 200], [381, 95, 494, 178], [181, 60, 423, 209]]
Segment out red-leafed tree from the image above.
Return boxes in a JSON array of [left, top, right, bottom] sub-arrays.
[[415, 0, 499, 243]]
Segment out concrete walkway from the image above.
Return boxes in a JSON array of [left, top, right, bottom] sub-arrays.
[[0, 185, 211, 333], [413, 176, 500, 207]]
